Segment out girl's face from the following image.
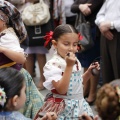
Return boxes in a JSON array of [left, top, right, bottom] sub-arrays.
[[14, 83, 26, 110], [0, 20, 6, 32], [53, 33, 79, 58]]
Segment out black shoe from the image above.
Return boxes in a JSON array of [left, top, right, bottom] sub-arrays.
[[84, 94, 89, 98], [85, 98, 95, 106]]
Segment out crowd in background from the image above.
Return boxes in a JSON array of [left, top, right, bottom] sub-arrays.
[[0, 0, 120, 120]]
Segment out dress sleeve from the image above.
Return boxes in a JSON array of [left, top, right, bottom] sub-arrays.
[[0, 33, 24, 53], [43, 62, 63, 90]]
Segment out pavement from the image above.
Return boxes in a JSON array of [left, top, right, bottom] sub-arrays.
[[33, 47, 101, 120]]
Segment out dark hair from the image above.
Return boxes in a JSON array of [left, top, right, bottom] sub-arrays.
[[46, 24, 78, 49], [95, 80, 120, 120], [0, 67, 25, 111]]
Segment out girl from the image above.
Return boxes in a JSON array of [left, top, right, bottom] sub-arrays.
[[0, 67, 57, 120], [0, 1, 44, 118], [79, 79, 120, 120], [35, 24, 100, 119]]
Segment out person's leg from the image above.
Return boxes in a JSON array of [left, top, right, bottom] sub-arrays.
[[101, 35, 114, 83], [83, 68, 90, 97], [86, 74, 99, 103], [25, 54, 34, 77], [36, 53, 46, 90], [83, 68, 99, 105], [108, 31, 120, 79]]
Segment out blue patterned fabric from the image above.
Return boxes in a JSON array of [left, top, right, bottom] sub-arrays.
[[58, 71, 93, 120], [0, 111, 31, 120], [19, 68, 44, 119]]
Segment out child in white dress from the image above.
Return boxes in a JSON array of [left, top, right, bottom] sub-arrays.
[[35, 24, 100, 120]]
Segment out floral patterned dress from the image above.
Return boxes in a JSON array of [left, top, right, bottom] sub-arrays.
[[42, 52, 94, 120]]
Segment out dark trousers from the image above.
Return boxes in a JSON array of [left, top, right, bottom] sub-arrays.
[[101, 30, 120, 83]]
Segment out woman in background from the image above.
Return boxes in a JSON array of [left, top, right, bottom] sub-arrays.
[[71, 0, 104, 105]]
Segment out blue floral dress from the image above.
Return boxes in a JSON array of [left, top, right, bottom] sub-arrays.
[[0, 111, 31, 120], [43, 52, 94, 120]]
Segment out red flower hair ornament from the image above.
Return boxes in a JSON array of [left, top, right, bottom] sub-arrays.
[[44, 31, 54, 47], [78, 33, 83, 40], [77, 33, 83, 51]]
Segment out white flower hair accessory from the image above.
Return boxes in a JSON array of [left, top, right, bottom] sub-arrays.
[[0, 87, 6, 107]]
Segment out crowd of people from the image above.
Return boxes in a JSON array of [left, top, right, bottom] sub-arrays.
[[0, 0, 120, 120]]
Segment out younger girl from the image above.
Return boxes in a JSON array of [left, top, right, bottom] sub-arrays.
[[35, 24, 99, 119], [0, 67, 30, 120], [0, 67, 57, 120]]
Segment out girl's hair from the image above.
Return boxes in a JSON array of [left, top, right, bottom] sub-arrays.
[[95, 79, 120, 120], [0, 67, 25, 111], [45, 24, 78, 50]]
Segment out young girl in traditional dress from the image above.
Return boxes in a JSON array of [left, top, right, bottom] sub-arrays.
[[0, 68, 57, 120], [35, 24, 100, 120], [0, 1, 44, 118]]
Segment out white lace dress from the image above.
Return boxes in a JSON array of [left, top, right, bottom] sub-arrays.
[[43, 52, 94, 120]]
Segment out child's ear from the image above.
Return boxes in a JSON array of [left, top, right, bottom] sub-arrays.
[[12, 95, 19, 107], [52, 40, 57, 49]]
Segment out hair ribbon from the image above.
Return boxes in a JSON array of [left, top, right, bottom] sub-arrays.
[[44, 31, 53, 47]]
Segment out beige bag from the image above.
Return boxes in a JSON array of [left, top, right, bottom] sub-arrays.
[[22, 0, 50, 26]]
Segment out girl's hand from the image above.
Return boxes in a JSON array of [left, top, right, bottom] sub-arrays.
[[79, 3, 92, 16], [41, 112, 57, 120], [87, 62, 100, 75], [65, 52, 77, 67]]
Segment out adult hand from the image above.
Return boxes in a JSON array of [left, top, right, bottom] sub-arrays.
[[99, 21, 111, 33], [41, 112, 57, 120], [79, 3, 92, 16], [103, 30, 114, 40]]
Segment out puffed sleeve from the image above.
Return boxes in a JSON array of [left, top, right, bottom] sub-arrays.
[[43, 62, 63, 90], [0, 33, 24, 53]]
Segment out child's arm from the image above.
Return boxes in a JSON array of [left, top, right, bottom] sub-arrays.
[[0, 46, 26, 64], [52, 52, 76, 94], [82, 62, 100, 85]]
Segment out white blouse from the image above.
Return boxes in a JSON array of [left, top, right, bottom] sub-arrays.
[[0, 27, 24, 53], [43, 52, 82, 90]]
